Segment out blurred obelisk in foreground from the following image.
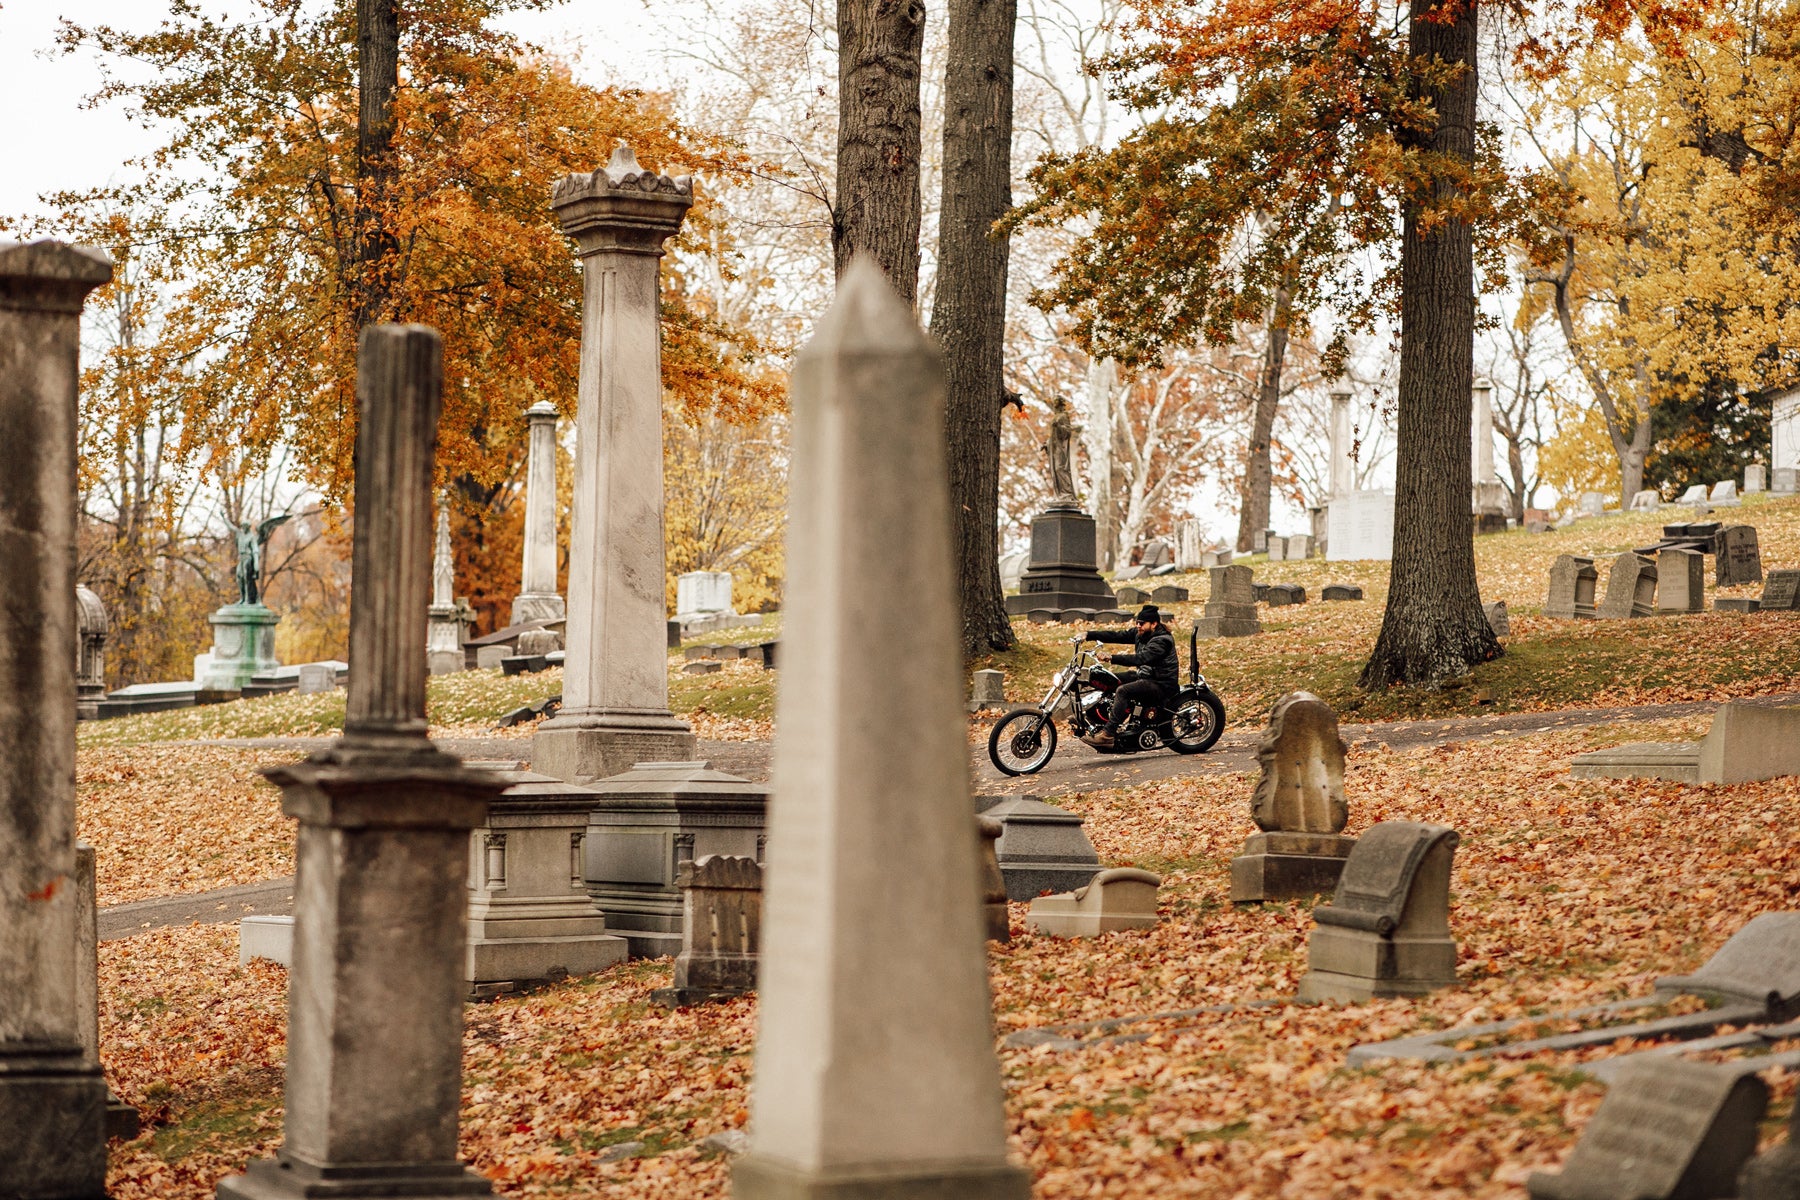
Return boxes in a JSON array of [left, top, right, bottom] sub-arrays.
[[734, 261, 1029, 1200]]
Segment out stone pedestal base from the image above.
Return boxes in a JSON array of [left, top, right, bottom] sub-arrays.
[[217, 1155, 492, 1199], [1295, 926, 1458, 1002], [509, 593, 565, 626], [1193, 616, 1262, 638], [733, 1156, 1031, 1200], [1230, 832, 1355, 903], [1004, 505, 1114, 614], [200, 603, 281, 691], [0, 1061, 107, 1200], [532, 713, 696, 785]]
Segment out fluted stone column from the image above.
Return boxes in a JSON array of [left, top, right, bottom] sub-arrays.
[[0, 239, 112, 1200], [510, 399, 564, 625], [217, 326, 504, 1200], [734, 262, 1029, 1200], [532, 146, 695, 784]]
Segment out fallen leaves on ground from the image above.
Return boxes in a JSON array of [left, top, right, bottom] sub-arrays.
[[100, 718, 1800, 1198]]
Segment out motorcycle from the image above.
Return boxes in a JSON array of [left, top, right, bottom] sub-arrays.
[[986, 626, 1227, 776]]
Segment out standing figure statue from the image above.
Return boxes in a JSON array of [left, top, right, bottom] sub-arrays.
[[232, 515, 292, 606], [1044, 395, 1079, 502]]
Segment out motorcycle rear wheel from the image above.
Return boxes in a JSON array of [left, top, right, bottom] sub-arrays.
[[988, 707, 1058, 775], [1168, 691, 1225, 754]]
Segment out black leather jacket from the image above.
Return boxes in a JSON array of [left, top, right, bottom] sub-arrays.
[[1087, 625, 1180, 697]]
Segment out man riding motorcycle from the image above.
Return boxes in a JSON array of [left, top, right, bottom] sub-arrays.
[[1080, 604, 1180, 748]]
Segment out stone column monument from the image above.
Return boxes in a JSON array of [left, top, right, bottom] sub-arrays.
[[426, 503, 464, 675], [1328, 388, 1354, 500], [533, 146, 696, 783], [1472, 377, 1507, 525], [1005, 395, 1115, 617], [511, 399, 565, 625], [734, 262, 1028, 1200], [216, 326, 504, 1200], [0, 239, 113, 1199]]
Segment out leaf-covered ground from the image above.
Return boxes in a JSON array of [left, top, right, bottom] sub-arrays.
[[99, 717, 1800, 1197]]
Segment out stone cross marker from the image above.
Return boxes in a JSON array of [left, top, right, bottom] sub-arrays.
[[1528, 1058, 1766, 1200], [1598, 551, 1657, 619], [1232, 692, 1356, 902], [1296, 820, 1460, 1002], [1714, 525, 1762, 587], [734, 262, 1028, 1200], [217, 327, 506, 1200], [1657, 548, 1705, 613], [1545, 554, 1599, 619], [511, 399, 565, 624], [0, 239, 114, 1198], [533, 145, 696, 784]]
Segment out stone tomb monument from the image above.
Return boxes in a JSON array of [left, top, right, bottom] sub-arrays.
[[582, 760, 767, 959], [511, 399, 566, 625], [1193, 563, 1263, 638], [1545, 554, 1599, 619], [466, 767, 628, 996], [1598, 551, 1657, 619], [1296, 821, 1460, 1002], [1658, 548, 1706, 613], [533, 146, 697, 784], [217, 326, 508, 1200], [975, 794, 1102, 900], [1230, 692, 1357, 903], [733, 262, 1027, 1200], [0, 239, 114, 1197], [1004, 499, 1116, 617], [1528, 1058, 1766, 1200], [426, 504, 465, 675], [651, 855, 762, 1007], [1570, 700, 1800, 784]]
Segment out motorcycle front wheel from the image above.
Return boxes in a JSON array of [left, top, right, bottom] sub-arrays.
[[1168, 691, 1226, 754], [988, 707, 1058, 775]]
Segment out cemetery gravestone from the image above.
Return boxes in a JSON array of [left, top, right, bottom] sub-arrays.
[[297, 663, 337, 694], [1679, 484, 1711, 505], [1740, 1105, 1800, 1200], [1266, 583, 1307, 606], [476, 644, 510, 670], [1321, 584, 1364, 601], [75, 584, 108, 720], [1231, 693, 1357, 902], [1598, 552, 1657, 619], [1711, 480, 1741, 507], [1151, 584, 1189, 604], [734, 263, 1028, 1200], [1631, 489, 1662, 511], [975, 817, 1010, 943], [1746, 464, 1767, 494], [1268, 535, 1288, 562], [511, 399, 566, 624], [1287, 533, 1314, 559], [1715, 525, 1763, 587], [1176, 519, 1207, 571], [1296, 821, 1460, 1002], [533, 146, 698, 784], [1025, 868, 1162, 937], [218, 326, 507, 1200], [1579, 491, 1606, 516], [1326, 489, 1396, 561], [426, 505, 464, 675], [0, 239, 114, 1196], [1484, 601, 1510, 637], [1194, 564, 1262, 638], [1527, 1059, 1766, 1200], [969, 669, 1005, 712], [1114, 585, 1148, 606], [1761, 569, 1800, 611], [1545, 555, 1599, 619], [1658, 549, 1706, 613], [1774, 468, 1798, 495], [677, 570, 734, 619], [650, 855, 763, 1007], [974, 794, 1102, 900]]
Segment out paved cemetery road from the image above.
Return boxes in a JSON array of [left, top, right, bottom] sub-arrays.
[[108, 693, 1791, 940]]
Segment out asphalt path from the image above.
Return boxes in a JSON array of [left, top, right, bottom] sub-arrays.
[[111, 694, 1785, 940]]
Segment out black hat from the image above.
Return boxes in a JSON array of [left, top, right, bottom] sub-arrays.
[[1135, 605, 1160, 624]]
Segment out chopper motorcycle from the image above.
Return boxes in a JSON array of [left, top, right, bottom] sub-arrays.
[[986, 627, 1226, 776]]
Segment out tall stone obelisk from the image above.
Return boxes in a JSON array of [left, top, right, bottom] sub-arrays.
[[216, 326, 504, 1200], [532, 146, 695, 783], [510, 399, 565, 625], [0, 240, 113, 1199], [733, 261, 1029, 1200]]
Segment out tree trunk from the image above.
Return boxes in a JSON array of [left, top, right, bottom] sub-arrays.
[[1235, 284, 1291, 553], [354, 0, 400, 331], [933, 0, 1017, 654], [1359, 0, 1500, 690], [1084, 358, 1117, 569], [835, 0, 926, 306]]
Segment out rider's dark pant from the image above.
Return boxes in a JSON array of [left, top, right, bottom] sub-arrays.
[[1105, 680, 1165, 732]]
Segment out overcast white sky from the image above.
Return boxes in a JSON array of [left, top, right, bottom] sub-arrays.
[[0, 0, 685, 223]]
